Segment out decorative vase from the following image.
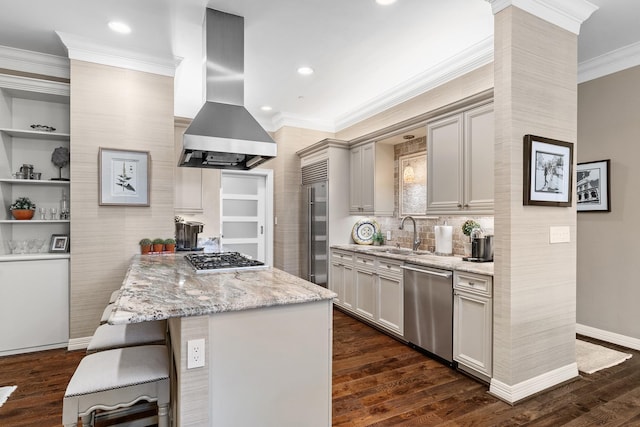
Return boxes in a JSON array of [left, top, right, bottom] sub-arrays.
[[140, 244, 152, 254], [11, 209, 34, 220], [153, 243, 164, 252]]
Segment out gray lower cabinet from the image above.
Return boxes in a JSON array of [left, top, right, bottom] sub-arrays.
[[453, 271, 493, 381], [330, 249, 403, 337]]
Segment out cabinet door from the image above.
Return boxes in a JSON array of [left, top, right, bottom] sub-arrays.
[[359, 143, 375, 212], [427, 114, 463, 212], [453, 291, 492, 378], [174, 120, 203, 212], [329, 261, 345, 307], [0, 259, 69, 355], [464, 103, 494, 212], [342, 263, 355, 310], [377, 273, 403, 335], [354, 268, 376, 321], [349, 147, 362, 212]]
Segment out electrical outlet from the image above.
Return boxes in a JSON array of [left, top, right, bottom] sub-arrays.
[[386, 230, 391, 240], [549, 226, 570, 244], [187, 338, 205, 369]]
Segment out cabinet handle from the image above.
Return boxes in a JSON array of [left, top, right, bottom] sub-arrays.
[[463, 204, 469, 208], [457, 203, 462, 208], [469, 281, 475, 286]]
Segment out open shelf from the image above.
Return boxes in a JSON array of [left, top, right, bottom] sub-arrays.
[[0, 128, 70, 141], [0, 178, 70, 185], [0, 219, 70, 224], [0, 253, 70, 262]]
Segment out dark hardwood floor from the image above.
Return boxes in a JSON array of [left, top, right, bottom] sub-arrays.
[[1, 310, 639, 426]]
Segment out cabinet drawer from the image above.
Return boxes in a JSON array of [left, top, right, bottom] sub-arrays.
[[454, 271, 492, 297], [376, 259, 403, 276], [354, 254, 376, 270], [331, 250, 353, 263]]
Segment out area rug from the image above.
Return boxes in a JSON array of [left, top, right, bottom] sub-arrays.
[[576, 339, 632, 374], [0, 385, 17, 407]]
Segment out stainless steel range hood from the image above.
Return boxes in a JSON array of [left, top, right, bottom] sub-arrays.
[[180, 8, 276, 170]]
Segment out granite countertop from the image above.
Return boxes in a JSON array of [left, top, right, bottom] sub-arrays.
[[109, 253, 336, 325], [331, 244, 494, 276]]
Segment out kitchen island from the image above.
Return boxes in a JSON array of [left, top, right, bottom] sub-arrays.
[[109, 253, 336, 426]]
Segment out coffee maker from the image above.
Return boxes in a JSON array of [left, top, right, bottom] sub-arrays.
[[175, 220, 204, 251], [469, 228, 493, 262]]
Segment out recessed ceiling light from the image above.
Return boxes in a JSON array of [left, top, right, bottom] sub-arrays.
[[108, 21, 131, 34], [297, 66, 314, 76], [260, 105, 273, 111], [376, 0, 397, 5]]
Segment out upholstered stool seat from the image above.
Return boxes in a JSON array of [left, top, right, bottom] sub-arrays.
[[62, 344, 169, 427], [99, 303, 114, 324], [87, 320, 166, 353], [108, 289, 120, 303]]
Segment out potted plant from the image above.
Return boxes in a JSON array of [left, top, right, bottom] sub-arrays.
[[164, 238, 176, 252], [139, 238, 152, 254], [461, 219, 480, 257], [10, 197, 36, 220], [372, 231, 384, 246], [152, 238, 165, 253]]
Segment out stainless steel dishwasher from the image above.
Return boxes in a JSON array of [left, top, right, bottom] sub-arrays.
[[402, 263, 454, 364]]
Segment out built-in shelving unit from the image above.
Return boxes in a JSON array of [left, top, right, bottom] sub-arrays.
[[0, 72, 70, 355]]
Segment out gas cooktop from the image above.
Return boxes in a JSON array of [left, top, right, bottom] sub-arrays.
[[185, 252, 265, 273]]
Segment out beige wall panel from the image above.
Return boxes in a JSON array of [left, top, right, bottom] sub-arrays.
[[69, 60, 174, 339], [336, 64, 493, 141], [493, 7, 577, 386], [577, 66, 640, 339], [270, 126, 333, 274]]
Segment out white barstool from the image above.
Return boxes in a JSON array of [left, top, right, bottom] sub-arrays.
[[87, 320, 167, 353], [108, 289, 120, 303], [99, 303, 114, 324], [62, 344, 169, 427]]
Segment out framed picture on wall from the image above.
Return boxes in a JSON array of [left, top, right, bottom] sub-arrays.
[[577, 159, 611, 212], [523, 134, 573, 207], [99, 148, 150, 206]]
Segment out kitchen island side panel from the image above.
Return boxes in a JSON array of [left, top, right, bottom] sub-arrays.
[[209, 300, 332, 426]]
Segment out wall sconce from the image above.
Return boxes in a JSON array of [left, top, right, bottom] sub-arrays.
[[403, 166, 415, 183]]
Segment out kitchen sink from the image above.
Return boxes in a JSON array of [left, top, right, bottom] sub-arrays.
[[370, 247, 432, 255]]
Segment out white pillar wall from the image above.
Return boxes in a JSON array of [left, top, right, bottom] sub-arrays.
[[487, 0, 597, 403]]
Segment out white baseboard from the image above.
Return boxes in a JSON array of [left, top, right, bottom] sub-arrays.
[[576, 323, 640, 351], [489, 363, 578, 404], [67, 336, 91, 351]]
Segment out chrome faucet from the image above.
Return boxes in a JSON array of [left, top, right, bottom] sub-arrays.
[[399, 216, 421, 251]]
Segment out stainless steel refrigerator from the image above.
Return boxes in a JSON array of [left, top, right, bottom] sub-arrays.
[[302, 170, 328, 287]]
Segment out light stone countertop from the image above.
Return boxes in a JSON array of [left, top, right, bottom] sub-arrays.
[[331, 244, 494, 276], [108, 253, 336, 325]]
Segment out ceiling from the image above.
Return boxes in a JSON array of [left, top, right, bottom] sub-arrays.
[[1, 0, 639, 133]]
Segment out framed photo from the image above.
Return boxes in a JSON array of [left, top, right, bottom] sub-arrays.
[[399, 152, 427, 216], [577, 159, 611, 212], [523, 134, 573, 207], [99, 148, 150, 206], [50, 234, 69, 253]]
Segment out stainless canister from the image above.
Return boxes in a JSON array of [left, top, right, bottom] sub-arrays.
[[20, 164, 34, 179]]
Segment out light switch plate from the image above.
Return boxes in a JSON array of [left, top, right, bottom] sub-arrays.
[[549, 226, 570, 243]]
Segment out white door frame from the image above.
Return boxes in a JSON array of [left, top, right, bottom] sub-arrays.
[[220, 169, 274, 267]]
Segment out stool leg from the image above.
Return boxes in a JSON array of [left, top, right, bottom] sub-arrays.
[[158, 403, 170, 427]]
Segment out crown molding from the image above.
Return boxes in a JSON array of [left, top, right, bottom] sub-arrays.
[[333, 36, 494, 132], [0, 45, 69, 79], [56, 31, 181, 77], [486, 0, 598, 34], [578, 40, 640, 83], [269, 111, 336, 134]]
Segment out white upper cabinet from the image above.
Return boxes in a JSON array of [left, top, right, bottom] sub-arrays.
[[349, 141, 394, 216], [427, 102, 494, 215]]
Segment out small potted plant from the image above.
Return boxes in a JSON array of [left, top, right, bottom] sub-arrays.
[[372, 231, 384, 246], [152, 238, 165, 253], [164, 238, 176, 252], [139, 238, 152, 254], [461, 219, 480, 257], [10, 197, 36, 220]]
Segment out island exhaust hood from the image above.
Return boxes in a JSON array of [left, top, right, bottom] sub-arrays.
[[179, 8, 276, 170]]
